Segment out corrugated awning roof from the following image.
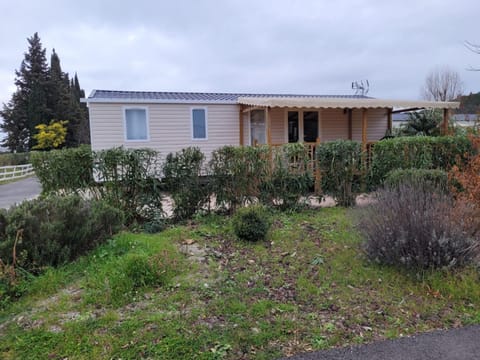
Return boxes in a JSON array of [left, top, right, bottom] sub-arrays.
[[237, 96, 460, 110]]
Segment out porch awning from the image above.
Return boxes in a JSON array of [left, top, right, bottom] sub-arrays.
[[237, 96, 459, 110]]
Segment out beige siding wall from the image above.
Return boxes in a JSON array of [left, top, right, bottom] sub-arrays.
[[351, 108, 388, 142], [242, 111, 249, 145], [269, 108, 285, 144], [89, 103, 240, 157], [320, 109, 348, 141]]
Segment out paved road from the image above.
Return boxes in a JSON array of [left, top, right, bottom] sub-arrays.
[[281, 325, 480, 360], [0, 176, 42, 209]]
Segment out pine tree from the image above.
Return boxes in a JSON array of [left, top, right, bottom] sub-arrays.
[[0, 33, 51, 151]]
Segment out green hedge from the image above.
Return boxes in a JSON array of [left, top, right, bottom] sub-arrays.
[[317, 140, 363, 206], [384, 168, 449, 192], [259, 143, 313, 210], [368, 136, 472, 188], [31, 145, 94, 194], [0, 152, 30, 166], [209, 146, 270, 212], [163, 147, 209, 220]]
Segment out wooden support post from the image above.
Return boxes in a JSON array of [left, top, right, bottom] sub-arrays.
[[387, 108, 392, 134], [348, 109, 353, 140], [239, 105, 244, 146], [361, 108, 369, 193], [362, 109, 368, 152], [443, 108, 450, 135], [314, 137, 321, 195], [266, 107, 272, 145]]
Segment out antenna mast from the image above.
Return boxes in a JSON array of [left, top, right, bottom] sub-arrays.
[[351, 80, 370, 96]]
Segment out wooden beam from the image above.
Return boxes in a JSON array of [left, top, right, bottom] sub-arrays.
[[266, 107, 271, 145], [387, 108, 392, 133], [443, 108, 450, 135], [239, 105, 244, 146], [242, 106, 263, 113], [362, 108, 368, 151], [347, 109, 353, 140], [391, 107, 423, 114]]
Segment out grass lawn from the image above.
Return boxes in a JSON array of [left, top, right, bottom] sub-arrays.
[[1, 207, 479, 359]]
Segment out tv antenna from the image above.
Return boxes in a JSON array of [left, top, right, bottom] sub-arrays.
[[352, 80, 370, 96]]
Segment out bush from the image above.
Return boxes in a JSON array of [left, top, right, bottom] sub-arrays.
[[232, 205, 271, 242], [210, 146, 270, 212], [0, 195, 123, 272], [31, 145, 94, 194], [163, 147, 209, 220], [259, 143, 313, 210], [316, 140, 362, 207], [385, 168, 449, 192], [0, 152, 29, 166], [359, 182, 475, 270], [94, 147, 163, 223], [369, 136, 472, 189]]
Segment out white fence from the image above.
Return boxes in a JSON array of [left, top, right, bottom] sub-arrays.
[[0, 164, 34, 181]]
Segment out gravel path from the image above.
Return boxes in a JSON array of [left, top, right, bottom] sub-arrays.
[[280, 325, 480, 360], [0, 176, 41, 209]]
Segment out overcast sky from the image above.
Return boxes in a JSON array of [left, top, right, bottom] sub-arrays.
[[0, 0, 479, 111]]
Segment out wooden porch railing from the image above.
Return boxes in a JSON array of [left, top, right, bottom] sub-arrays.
[[253, 139, 376, 195]]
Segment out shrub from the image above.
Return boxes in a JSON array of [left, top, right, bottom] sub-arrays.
[[385, 168, 449, 192], [259, 143, 313, 210], [369, 136, 472, 189], [400, 109, 442, 136], [0, 195, 123, 272], [163, 147, 209, 220], [94, 147, 163, 223], [0, 152, 29, 166], [232, 205, 271, 242], [359, 182, 475, 270], [316, 140, 362, 207], [210, 146, 270, 212], [31, 145, 94, 194]]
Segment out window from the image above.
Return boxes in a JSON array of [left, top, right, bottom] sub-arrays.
[[250, 109, 266, 145], [303, 111, 319, 142], [125, 108, 148, 141], [288, 111, 299, 143], [192, 108, 207, 140]]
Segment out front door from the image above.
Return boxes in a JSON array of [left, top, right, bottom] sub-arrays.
[[303, 111, 319, 142], [250, 109, 266, 145], [287, 111, 319, 143], [288, 111, 299, 143]]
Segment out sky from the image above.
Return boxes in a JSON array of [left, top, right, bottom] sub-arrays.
[[0, 0, 479, 118]]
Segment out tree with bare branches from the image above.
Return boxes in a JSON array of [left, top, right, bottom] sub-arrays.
[[465, 41, 480, 71], [421, 66, 464, 101]]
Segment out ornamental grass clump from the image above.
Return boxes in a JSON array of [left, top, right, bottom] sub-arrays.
[[359, 180, 475, 270]]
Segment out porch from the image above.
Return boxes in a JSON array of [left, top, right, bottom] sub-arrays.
[[237, 96, 460, 151]]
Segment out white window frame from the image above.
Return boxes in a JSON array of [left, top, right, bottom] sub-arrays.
[[191, 107, 208, 140], [123, 106, 150, 142]]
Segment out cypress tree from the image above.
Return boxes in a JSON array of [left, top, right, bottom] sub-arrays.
[[1, 33, 90, 151], [71, 73, 90, 144], [0, 33, 51, 151]]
